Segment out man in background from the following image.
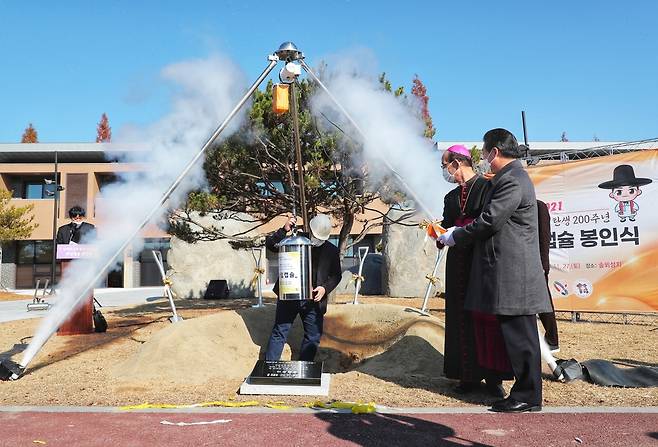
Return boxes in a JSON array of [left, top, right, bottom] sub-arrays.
[[56, 205, 96, 245]]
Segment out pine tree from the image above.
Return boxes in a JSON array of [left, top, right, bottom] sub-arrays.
[[96, 113, 112, 142], [411, 75, 436, 139], [0, 190, 38, 288], [21, 123, 38, 143]]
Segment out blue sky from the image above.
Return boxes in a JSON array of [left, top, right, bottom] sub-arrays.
[[1, 0, 657, 143]]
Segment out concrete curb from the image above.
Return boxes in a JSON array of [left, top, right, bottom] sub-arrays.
[[0, 405, 656, 414]]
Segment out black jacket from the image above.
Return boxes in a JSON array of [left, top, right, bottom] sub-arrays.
[[453, 160, 552, 315], [266, 228, 341, 314], [442, 175, 492, 228], [55, 222, 96, 245]]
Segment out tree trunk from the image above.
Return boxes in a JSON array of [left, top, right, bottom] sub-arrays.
[[337, 211, 354, 262], [329, 205, 354, 304]]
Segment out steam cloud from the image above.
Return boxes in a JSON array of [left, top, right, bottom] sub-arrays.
[[21, 54, 248, 368], [309, 54, 449, 220]]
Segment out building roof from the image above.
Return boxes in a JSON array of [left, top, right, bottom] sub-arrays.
[[0, 143, 147, 163]]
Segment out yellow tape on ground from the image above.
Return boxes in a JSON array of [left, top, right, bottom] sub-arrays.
[[305, 400, 377, 414], [119, 400, 375, 413], [119, 401, 260, 411], [265, 402, 293, 410], [196, 401, 260, 408]]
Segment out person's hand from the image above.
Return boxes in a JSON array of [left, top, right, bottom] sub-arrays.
[[483, 172, 495, 181], [284, 216, 297, 232], [312, 286, 326, 302], [438, 226, 456, 247]]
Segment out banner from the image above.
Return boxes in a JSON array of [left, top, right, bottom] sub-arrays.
[[528, 150, 658, 313]]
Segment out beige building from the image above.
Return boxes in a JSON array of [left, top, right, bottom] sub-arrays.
[[0, 143, 386, 290], [0, 143, 169, 289]]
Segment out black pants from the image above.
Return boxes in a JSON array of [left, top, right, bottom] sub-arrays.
[[265, 300, 323, 361], [497, 314, 543, 406]]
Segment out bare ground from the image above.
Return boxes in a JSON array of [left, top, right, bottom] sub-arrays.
[[0, 291, 29, 302], [0, 295, 656, 408]]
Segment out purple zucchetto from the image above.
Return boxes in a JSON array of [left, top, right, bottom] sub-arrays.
[[446, 144, 471, 158]]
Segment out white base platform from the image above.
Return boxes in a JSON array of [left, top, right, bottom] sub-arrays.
[[239, 373, 331, 396]]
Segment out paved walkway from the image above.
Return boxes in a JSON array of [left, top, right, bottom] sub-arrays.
[[1, 406, 656, 446], [0, 287, 163, 323]]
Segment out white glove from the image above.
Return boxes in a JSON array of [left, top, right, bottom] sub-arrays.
[[438, 226, 457, 247]]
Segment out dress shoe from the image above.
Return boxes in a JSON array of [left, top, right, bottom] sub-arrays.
[[484, 381, 506, 398], [491, 397, 541, 413]]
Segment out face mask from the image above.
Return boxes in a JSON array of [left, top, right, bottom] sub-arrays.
[[442, 166, 457, 183], [310, 235, 324, 247], [478, 149, 495, 174], [73, 221, 83, 227]]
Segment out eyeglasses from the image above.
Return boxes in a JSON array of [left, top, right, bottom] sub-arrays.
[[71, 214, 84, 218]]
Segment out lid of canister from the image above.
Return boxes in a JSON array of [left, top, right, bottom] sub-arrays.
[[277, 234, 312, 247]]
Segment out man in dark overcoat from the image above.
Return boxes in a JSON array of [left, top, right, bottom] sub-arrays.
[[440, 128, 552, 412]]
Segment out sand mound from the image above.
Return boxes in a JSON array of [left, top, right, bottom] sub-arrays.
[[113, 304, 445, 384]]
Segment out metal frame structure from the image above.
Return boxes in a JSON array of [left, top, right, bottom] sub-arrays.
[[10, 42, 441, 378], [420, 248, 446, 314], [151, 250, 182, 323], [523, 137, 658, 164], [251, 247, 266, 308], [351, 246, 369, 305]]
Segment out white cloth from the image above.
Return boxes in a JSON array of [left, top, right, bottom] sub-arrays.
[[439, 226, 456, 246]]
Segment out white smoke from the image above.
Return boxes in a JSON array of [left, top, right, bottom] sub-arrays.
[[309, 56, 449, 221], [21, 54, 248, 368]]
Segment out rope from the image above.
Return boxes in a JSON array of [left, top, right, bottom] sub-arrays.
[[349, 273, 365, 284], [425, 274, 439, 286], [250, 267, 265, 288]]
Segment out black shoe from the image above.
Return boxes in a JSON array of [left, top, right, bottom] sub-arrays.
[[485, 381, 506, 398], [491, 397, 542, 413], [454, 381, 479, 394]]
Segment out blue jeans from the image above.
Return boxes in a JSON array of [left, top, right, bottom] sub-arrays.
[[265, 300, 323, 361]]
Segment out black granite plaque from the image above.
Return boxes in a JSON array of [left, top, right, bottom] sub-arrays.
[[248, 360, 323, 385]]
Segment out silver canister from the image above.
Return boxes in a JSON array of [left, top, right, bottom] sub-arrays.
[[277, 234, 313, 300]]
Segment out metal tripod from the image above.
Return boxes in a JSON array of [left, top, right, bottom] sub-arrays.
[[16, 41, 440, 376]]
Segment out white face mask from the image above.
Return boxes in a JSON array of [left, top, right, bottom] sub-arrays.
[[477, 149, 495, 174], [442, 166, 457, 183], [73, 220, 83, 227], [310, 235, 324, 247]]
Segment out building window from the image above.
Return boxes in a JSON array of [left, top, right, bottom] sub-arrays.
[[17, 240, 53, 265], [7, 175, 59, 199], [15, 240, 59, 288]]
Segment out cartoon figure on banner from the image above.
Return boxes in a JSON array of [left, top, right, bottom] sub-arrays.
[[598, 164, 652, 222], [552, 280, 569, 297], [574, 279, 593, 299]]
